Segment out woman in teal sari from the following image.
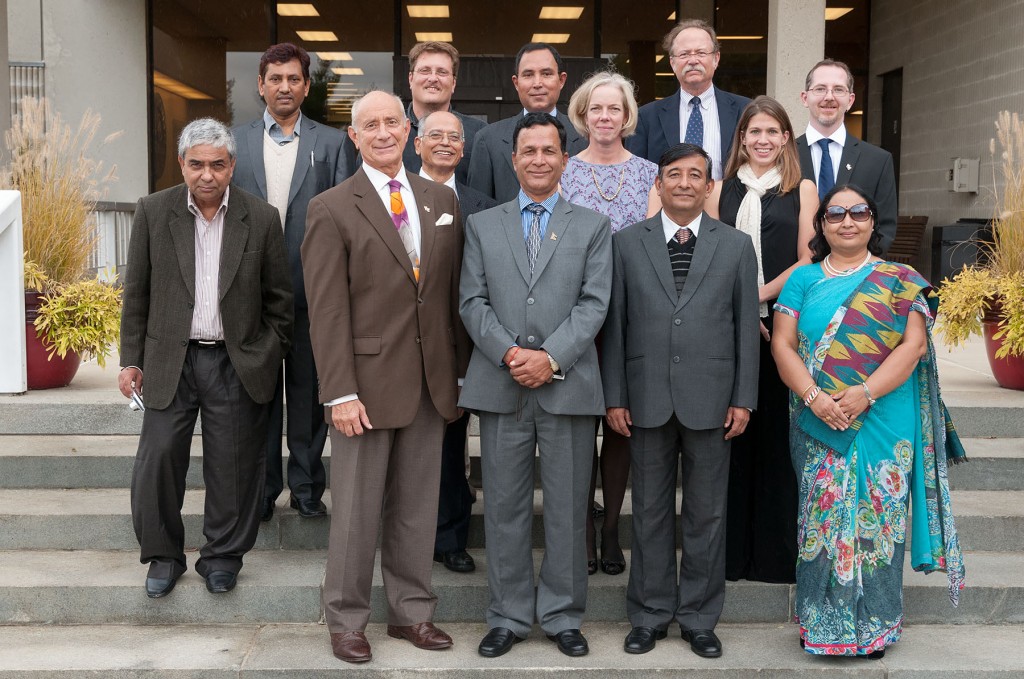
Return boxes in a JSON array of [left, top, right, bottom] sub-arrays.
[[772, 184, 966, 658]]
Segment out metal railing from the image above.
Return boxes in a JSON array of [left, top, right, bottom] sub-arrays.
[[89, 201, 135, 281], [10, 62, 44, 119]]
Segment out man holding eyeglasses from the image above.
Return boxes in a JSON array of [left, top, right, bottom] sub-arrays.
[[796, 59, 897, 253], [415, 111, 496, 574], [628, 19, 749, 181]]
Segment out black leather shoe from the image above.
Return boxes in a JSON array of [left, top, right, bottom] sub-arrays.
[[261, 497, 275, 522], [289, 495, 327, 518], [434, 549, 475, 572], [681, 628, 722, 658], [478, 627, 523, 658], [145, 575, 177, 598], [547, 629, 589, 657], [203, 570, 237, 593], [624, 626, 666, 654]]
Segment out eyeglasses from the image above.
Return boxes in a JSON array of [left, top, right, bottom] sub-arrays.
[[413, 67, 453, 79], [807, 85, 850, 97], [824, 203, 873, 223], [671, 50, 716, 60], [422, 130, 463, 143]]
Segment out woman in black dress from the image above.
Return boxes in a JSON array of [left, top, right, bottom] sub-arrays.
[[707, 95, 817, 583]]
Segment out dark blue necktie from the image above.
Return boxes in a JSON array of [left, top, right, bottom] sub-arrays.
[[684, 96, 703, 147], [817, 138, 835, 200]]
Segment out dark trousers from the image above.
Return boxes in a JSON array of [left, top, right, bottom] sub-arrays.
[[434, 412, 473, 554], [131, 344, 268, 579], [627, 416, 730, 631], [265, 309, 329, 502]]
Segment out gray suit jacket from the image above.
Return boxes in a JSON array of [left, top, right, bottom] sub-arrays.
[[120, 184, 294, 410], [459, 196, 612, 416], [796, 132, 898, 254], [231, 115, 347, 310], [601, 213, 759, 430], [466, 112, 587, 203]]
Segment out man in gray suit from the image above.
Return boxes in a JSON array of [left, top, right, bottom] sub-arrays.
[[466, 43, 587, 202], [460, 113, 612, 659], [231, 43, 347, 521], [119, 118, 293, 598], [601, 143, 759, 658]]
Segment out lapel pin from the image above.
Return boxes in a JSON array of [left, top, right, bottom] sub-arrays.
[[423, 205, 431, 212], [550, 233, 558, 241], [846, 163, 852, 171]]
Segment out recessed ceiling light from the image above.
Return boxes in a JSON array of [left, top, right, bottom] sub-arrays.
[[407, 5, 450, 17], [317, 52, 353, 61], [415, 32, 453, 41], [718, 35, 764, 40], [153, 71, 214, 100], [277, 3, 318, 16], [848, 110, 863, 115], [296, 30, 338, 41], [656, 54, 665, 62], [539, 7, 584, 19], [667, 11, 676, 20], [332, 67, 364, 75], [825, 7, 854, 20], [531, 33, 570, 43], [655, 72, 674, 77]]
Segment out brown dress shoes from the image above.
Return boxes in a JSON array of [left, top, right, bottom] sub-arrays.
[[330, 631, 372, 663], [386, 622, 454, 650]]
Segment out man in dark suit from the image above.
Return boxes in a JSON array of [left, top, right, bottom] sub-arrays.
[[460, 113, 612, 659], [302, 91, 470, 664], [796, 58, 898, 253], [230, 43, 348, 521], [415, 110, 497, 575], [601, 143, 759, 658], [118, 117, 293, 599], [627, 19, 749, 181], [467, 43, 587, 202]]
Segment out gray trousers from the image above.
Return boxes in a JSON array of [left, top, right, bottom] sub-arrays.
[[627, 416, 730, 631], [131, 344, 268, 579], [478, 394, 595, 637]]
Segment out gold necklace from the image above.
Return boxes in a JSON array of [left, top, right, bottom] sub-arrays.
[[591, 165, 626, 201]]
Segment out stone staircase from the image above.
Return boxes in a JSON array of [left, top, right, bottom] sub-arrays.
[[1, 338, 1023, 677]]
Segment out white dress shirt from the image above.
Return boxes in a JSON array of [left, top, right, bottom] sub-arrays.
[[187, 187, 229, 340], [661, 210, 703, 243], [678, 85, 723, 180], [804, 123, 848, 184]]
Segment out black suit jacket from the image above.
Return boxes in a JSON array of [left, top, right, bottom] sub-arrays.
[[456, 181, 498, 217], [796, 132, 898, 254], [627, 87, 750, 174]]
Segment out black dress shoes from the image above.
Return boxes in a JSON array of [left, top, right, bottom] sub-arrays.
[[434, 549, 476, 572], [203, 570, 237, 593], [547, 629, 589, 657], [624, 626, 667, 654], [261, 497, 275, 522], [478, 627, 524, 658], [290, 495, 327, 518], [145, 575, 177, 598], [681, 628, 722, 658]]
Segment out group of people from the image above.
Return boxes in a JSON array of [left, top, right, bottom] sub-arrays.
[[117, 17, 966, 668]]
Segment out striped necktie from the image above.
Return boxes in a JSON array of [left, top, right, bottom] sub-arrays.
[[525, 203, 545, 273], [388, 179, 419, 281]]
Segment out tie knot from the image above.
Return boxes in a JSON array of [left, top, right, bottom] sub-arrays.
[[817, 138, 831, 152], [675, 227, 692, 245], [526, 203, 545, 217], [690, 96, 701, 109], [388, 179, 402, 193]]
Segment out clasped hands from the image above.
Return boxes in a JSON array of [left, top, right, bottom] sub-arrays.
[[809, 385, 871, 431], [504, 347, 553, 389]]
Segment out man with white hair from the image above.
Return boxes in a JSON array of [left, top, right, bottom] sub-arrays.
[[119, 117, 293, 599]]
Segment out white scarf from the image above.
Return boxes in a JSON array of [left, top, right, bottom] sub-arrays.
[[735, 163, 781, 317]]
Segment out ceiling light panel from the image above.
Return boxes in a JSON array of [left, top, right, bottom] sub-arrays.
[[277, 3, 318, 16], [296, 30, 338, 41], [825, 7, 854, 20], [531, 33, 570, 43], [415, 32, 453, 41], [407, 5, 450, 17], [332, 67, 364, 75], [718, 35, 764, 40], [539, 7, 584, 19], [317, 52, 353, 61], [153, 71, 213, 100]]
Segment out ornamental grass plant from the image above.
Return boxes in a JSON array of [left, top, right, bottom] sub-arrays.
[[938, 111, 1024, 358]]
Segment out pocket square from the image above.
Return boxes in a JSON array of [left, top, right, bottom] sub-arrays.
[[435, 212, 454, 226]]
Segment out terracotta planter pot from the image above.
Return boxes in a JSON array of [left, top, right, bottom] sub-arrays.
[[24, 291, 82, 390], [982, 319, 1024, 391]]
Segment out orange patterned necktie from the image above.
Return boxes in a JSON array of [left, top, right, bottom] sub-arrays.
[[388, 179, 419, 281]]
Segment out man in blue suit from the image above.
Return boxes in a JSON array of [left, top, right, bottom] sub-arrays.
[[627, 19, 749, 181], [231, 43, 348, 522]]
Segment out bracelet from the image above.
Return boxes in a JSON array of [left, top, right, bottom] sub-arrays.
[[507, 347, 520, 364], [862, 382, 877, 406], [803, 386, 821, 406], [800, 383, 816, 398]]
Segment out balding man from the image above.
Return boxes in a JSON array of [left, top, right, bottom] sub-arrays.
[[302, 91, 470, 664]]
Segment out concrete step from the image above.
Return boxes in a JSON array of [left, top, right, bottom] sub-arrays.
[[2, 622, 1023, 678], [0, 486, 1019, 553], [0, 548, 1019, 626], [1, 434, 1018, 491]]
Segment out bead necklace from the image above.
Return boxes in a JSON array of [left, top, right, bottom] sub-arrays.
[[591, 165, 626, 201], [822, 251, 873, 277]]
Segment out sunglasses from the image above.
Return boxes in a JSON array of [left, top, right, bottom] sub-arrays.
[[824, 203, 873, 224]]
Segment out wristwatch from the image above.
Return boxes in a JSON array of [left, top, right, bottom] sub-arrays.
[[545, 351, 560, 374]]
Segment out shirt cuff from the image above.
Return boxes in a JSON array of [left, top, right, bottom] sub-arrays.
[[325, 393, 358, 406]]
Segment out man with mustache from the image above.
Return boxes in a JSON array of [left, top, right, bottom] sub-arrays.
[[231, 43, 348, 524], [628, 19, 749, 181]]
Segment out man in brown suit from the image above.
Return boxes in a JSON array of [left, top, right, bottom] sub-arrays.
[[302, 90, 469, 664]]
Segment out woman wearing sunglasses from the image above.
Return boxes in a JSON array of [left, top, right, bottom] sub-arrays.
[[772, 184, 966, 658]]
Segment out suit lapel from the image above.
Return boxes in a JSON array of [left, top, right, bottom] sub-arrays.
[[246, 122, 268, 199], [414, 178, 436, 289], [658, 91, 681, 149], [716, 89, 740, 161], [353, 170, 418, 285], [529, 198, 570, 289], [168, 190, 196, 300], [501, 203, 533, 285], [498, 117, 517, 178], [288, 118, 316, 205], [837, 136, 861, 185], [218, 192, 250, 301], [640, 217, 678, 305], [796, 135, 815, 181], [676, 215, 719, 311]]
